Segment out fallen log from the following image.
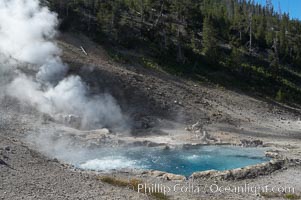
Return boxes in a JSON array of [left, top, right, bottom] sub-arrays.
[[80, 46, 88, 56]]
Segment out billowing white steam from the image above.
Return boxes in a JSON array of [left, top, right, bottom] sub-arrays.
[[0, 0, 125, 130]]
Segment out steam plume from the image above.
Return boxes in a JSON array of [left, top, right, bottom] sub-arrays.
[[0, 0, 125, 130]]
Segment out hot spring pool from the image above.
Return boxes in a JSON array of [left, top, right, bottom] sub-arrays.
[[74, 146, 269, 176]]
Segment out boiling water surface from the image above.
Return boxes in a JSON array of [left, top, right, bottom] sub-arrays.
[[76, 145, 269, 176]]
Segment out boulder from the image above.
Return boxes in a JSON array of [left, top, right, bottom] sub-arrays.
[[162, 173, 186, 181], [213, 170, 232, 180], [265, 151, 279, 158], [190, 170, 218, 179], [190, 159, 285, 180], [240, 139, 263, 147], [230, 168, 249, 179], [149, 170, 165, 177]]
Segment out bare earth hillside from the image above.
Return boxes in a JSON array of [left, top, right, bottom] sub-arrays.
[[1, 33, 301, 200]]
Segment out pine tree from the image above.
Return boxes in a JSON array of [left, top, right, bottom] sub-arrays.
[[202, 16, 218, 63]]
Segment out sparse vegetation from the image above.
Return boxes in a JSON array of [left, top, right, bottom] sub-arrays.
[[260, 192, 281, 198], [99, 176, 129, 187], [99, 176, 169, 200], [276, 88, 285, 102], [48, 0, 301, 106], [260, 192, 300, 199], [150, 192, 170, 200], [284, 193, 301, 200]]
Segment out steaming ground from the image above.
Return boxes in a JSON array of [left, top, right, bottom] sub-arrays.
[[0, 0, 126, 132], [1, 32, 301, 199], [1, 1, 301, 198]]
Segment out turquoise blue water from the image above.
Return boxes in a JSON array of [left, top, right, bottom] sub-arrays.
[[78, 145, 269, 176]]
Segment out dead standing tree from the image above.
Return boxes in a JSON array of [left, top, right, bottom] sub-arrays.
[[247, 10, 253, 53]]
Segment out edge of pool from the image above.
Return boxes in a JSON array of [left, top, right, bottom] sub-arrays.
[[66, 142, 301, 182]]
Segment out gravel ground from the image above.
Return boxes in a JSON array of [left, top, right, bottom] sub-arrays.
[[1, 33, 301, 200], [0, 135, 148, 200]]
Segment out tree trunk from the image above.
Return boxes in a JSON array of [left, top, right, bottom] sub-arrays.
[[177, 25, 183, 62], [140, 0, 144, 36], [249, 13, 252, 52]]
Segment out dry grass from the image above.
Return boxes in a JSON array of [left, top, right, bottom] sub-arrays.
[[99, 176, 129, 187], [260, 192, 281, 198], [284, 193, 301, 200], [260, 192, 300, 199], [99, 176, 169, 200], [150, 192, 169, 200]]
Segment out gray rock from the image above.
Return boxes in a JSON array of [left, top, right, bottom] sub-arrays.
[[240, 139, 263, 147], [190, 170, 218, 179], [162, 173, 186, 181], [191, 159, 285, 180]]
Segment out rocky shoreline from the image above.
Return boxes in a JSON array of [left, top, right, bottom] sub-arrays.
[[1, 32, 301, 199], [65, 139, 296, 182]]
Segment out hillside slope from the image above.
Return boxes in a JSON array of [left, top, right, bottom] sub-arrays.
[[0, 33, 301, 199], [49, 0, 301, 105], [58, 32, 301, 140], [1, 32, 301, 200]]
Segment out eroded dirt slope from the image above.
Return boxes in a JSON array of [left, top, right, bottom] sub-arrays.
[[58, 33, 301, 139], [1, 33, 301, 200]]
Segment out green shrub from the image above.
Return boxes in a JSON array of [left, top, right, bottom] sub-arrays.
[[284, 193, 300, 199], [276, 89, 285, 102]]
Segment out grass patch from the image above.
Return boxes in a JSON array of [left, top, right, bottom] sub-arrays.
[[150, 192, 169, 200], [99, 176, 169, 200], [99, 176, 129, 187], [284, 193, 301, 200], [260, 192, 281, 198], [260, 192, 300, 199]]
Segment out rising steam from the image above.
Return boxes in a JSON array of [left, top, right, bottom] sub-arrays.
[[0, 0, 126, 130]]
